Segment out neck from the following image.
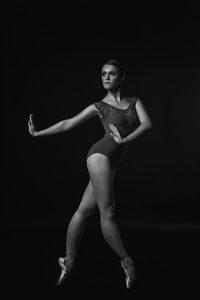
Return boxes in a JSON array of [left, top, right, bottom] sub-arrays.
[[106, 87, 124, 103]]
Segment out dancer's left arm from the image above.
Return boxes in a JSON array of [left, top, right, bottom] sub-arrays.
[[122, 99, 152, 143]]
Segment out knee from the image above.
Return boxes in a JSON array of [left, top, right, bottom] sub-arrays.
[[100, 206, 116, 222], [76, 207, 94, 219]]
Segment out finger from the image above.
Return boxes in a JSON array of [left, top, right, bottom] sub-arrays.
[[113, 126, 117, 133], [112, 125, 117, 133], [112, 124, 117, 131], [30, 114, 35, 125], [29, 118, 32, 126], [28, 124, 31, 133], [109, 124, 114, 133], [31, 115, 35, 128], [115, 129, 120, 136], [28, 126, 32, 134]]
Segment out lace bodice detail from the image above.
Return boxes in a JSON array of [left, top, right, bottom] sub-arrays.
[[94, 97, 140, 139], [94, 97, 138, 119]]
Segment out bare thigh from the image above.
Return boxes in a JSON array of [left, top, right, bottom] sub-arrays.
[[86, 153, 116, 214], [77, 154, 116, 216]]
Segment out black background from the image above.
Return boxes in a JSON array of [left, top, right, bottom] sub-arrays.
[[3, 2, 200, 299]]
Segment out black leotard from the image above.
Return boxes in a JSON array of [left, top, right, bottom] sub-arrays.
[[87, 97, 140, 169]]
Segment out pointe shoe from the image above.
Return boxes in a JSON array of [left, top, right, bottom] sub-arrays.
[[120, 256, 136, 289], [56, 256, 74, 286]]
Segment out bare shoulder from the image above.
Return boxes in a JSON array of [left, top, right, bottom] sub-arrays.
[[129, 96, 148, 113], [68, 101, 100, 127], [90, 100, 103, 113], [128, 96, 141, 105], [88, 102, 99, 112]]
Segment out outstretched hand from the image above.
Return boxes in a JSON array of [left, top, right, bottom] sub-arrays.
[[28, 114, 38, 136], [109, 123, 124, 144]]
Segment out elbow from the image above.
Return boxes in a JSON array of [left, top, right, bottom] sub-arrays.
[[62, 119, 71, 131], [143, 120, 152, 130]]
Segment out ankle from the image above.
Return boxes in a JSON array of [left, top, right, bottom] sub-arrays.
[[120, 254, 129, 261], [65, 253, 75, 263], [121, 255, 134, 265]]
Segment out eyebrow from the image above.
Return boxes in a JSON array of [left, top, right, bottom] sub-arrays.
[[102, 70, 118, 73]]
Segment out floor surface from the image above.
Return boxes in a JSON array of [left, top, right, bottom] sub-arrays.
[[3, 218, 200, 299]]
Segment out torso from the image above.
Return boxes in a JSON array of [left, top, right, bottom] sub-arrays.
[[87, 96, 140, 169]]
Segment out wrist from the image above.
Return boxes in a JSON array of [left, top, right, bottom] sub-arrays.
[[33, 131, 40, 137], [122, 137, 129, 144]]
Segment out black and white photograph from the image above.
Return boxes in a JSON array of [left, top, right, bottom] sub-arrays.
[[3, 2, 200, 299]]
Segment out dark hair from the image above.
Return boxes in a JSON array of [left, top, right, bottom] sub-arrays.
[[103, 59, 125, 78]]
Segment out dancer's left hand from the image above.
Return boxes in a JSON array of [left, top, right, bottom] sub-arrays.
[[109, 124, 124, 144]]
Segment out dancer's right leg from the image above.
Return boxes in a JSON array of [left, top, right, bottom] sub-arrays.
[[57, 180, 97, 286], [65, 180, 97, 261]]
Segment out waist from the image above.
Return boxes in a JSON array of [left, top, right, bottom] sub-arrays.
[[103, 133, 129, 150]]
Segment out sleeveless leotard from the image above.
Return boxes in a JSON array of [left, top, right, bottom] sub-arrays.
[[87, 97, 140, 169]]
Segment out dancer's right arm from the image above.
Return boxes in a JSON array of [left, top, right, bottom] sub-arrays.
[[28, 104, 98, 137]]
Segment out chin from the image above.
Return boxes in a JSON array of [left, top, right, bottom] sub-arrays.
[[106, 86, 118, 91], [103, 85, 111, 90]]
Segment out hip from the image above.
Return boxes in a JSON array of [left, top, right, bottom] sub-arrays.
[[87, 134, 129, 165]]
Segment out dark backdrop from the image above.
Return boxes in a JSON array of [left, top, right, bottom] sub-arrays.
[[3, 2, 200, 299], [4, 3, 200, 227]]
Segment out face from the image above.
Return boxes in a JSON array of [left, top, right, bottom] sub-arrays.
[[101, 64, 122, 90]]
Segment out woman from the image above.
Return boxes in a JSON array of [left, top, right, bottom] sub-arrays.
[[28, 59, 152, 289]]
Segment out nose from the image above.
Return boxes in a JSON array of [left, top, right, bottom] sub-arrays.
[[105, 74, 110, 81]]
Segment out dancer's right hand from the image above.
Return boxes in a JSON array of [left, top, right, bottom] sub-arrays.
[[28, 114, 38, 137]]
